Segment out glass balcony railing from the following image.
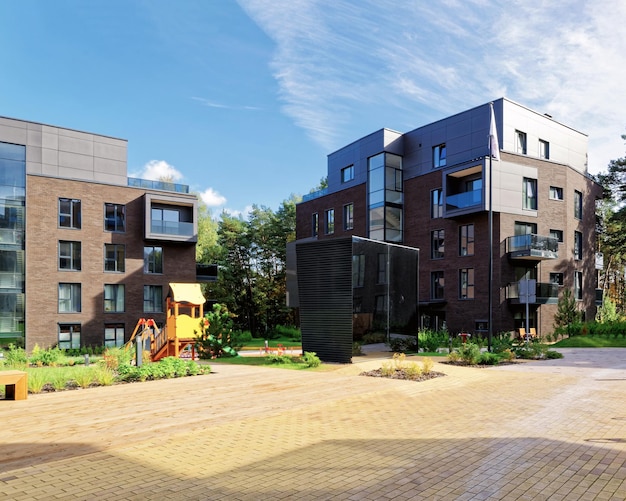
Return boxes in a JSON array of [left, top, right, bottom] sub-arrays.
[[150, 220, 194, 237], [507, 282, 559, 303], [446, 188, 482, 210], [128, 177, 189, 194], [302, 188, 328, 202], [506, 234, 558, 259]]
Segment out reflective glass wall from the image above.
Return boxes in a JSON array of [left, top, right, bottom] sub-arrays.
[[0, 142, 26, 343], [367, 152, 403, 242]]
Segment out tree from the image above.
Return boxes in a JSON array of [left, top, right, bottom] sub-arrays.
[[596, 295, 619, 323], [553, 288, 580, 330]]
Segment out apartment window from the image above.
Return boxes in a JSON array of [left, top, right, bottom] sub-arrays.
[[574, 271, 583, 300], [375, 295, 387, 314], [59, 241, 81, 271], [515, 130, 527, 154], [104, 284, 125, 313], [431, 229, 444, 259], [574, 190, 582, 219], [343, 203, 354, 230], [324, 209, 335, 234], [459, 268, 475, 299], [341, 165, 354, 183], [104, 324, 125, 348], [431, 271, 444, 300], [352, 254, 365, 288], [143, 285, 163, 313], [377, 253, 387, 284], [431, 189, 443, 218], [58, 324, 81, 349], [59, 198, 81, 229], [104, 244, 125, 272], [104, 203, 126, 232], [515, 222, 537, 235], [59, 283, 81, 313], [550, 229, 564, 243], [433, 143, 446, 168], [523, 178, 537, 210], [550, 273, 564, 286], [549, 186, 563, 200], [312, 213, 319, 237], [574, 231, 582, 260], [539, 139, 550, 159], [459, 224, 475, 256], [144, 246, 163, 274]]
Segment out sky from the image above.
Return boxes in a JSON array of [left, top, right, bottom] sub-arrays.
[[2, 0, 626, 217]]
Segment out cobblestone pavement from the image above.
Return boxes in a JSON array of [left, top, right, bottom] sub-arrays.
[[1, 348, 625, 500]]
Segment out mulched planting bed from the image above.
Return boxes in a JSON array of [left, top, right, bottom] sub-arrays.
[[360, 369, 446, 381]]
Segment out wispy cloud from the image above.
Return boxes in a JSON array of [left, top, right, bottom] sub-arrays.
[[131, 160, 183, 181], [238, 0, 626, 170], [192, 96, 261, 111]]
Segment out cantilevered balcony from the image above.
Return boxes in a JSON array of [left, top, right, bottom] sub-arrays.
[[506, 234, 558, 260], [446, 188, 482, 211], [506, 282, 559, 304]]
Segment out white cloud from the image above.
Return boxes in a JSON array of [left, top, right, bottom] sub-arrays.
[[238, 0, 626, 170], [132, 160, 184, 181], [200, 187, 227, 207], [221, 205, 254, 220]]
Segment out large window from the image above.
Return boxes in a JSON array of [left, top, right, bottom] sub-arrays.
[[515, 130, 527, 154], [104, 203, 126, 232], [433, 143, 446, 168], [105, 324, 125, 348], [312, 213, 319, 237], [459, 224, 474, 256], [523, 178, 537, 210], [343, 203, 354, 230], [459, 268, 475, 299], [144, 285, 163, 313], [431, 271, 444, 300], [59, 198, 81, 229], [539, 139, 550, 159], [431, 229, 444, 259], [574, 190, 582, 219], [59, 241, 81, 271], [104, 284, 125, 312], [324, 209, 335, 234], [368, 152, 403, 242], [59, 283, 81, 313], [431, 189, 443, 218], [144, 246, 163, 274], [58, 324, 81, 349], [341, 165, 354, 183], [104, 244, 125, 272], [574, 231, 582, 260]]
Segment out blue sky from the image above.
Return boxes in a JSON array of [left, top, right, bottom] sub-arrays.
[[2, 1, 626, 217]]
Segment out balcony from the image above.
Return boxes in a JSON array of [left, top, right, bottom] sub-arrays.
[[506, 282, 559, 304], [507, 234, 558, 260], [196, 264, 218, 283], [595, 288, 603, 306], [302, 188, 328, 202], [144, 193, 198, 244], [128, 177, 189, 194], [446, 188, 482, 211]]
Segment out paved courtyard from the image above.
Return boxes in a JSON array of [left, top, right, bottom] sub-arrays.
[[1, 348, 625, 500]]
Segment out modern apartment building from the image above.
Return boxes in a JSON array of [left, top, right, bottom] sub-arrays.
[[0, 116, 205, 352], [295, 98, 602, 337]]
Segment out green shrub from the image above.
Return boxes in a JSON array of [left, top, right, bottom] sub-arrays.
[[94, 367, 116, 386], [419, 329, 447, 352], [421, 357, 434, 374], [196, 303, 239, 358], [29, 345, 66, 367], [478, 352, 500, 365], [380, 361, 395, 377], [73, 367, 95, 388], [4, 344, 27, 368], [404, 362, 422, 378], [27, 370, 47, 393], [50, 369, 69, 391], [387, 337, 418, 353], [103, 346, 132, 369], [361, 332, 387, 344], [301, 351, 321, 368], [270, 325, 301, 341], [458, 342, 481, 365], [545, 350, 564, 359], [265, 354, 293, 364]]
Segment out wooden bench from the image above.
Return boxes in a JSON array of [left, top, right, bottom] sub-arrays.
[[0, 370, 28, 400]]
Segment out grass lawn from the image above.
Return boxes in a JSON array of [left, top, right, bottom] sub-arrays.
[[209, 354, 324, 371], [240, 337, 301, 350], [552, 336, 626, 348]]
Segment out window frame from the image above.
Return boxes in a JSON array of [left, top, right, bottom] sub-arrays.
[[549, 229, 564, 243], [459, 268, 475, 300], [104, 244, 125, 273], [431, 271, 444, 300], [431, 229, 445, 259], [104, 324, 125, 348], [433, 143, 447, 168], [515, 130, 527, 154], [59, 198, 81, 229], [574, 231, 582, 260], [574, 190, 583, 219], [550, 272, 564, 286], [104, 203, 126, 232], [343, 203, 354, 231], [523, 177, 537, 210], [341, 165, 355, 183], [144, 246, 163, 274], [539, 139, 550, 159], [58, 283, 81, 313], [58, 323, 81, 349], [549, 186, 563, 201], [59, 240, 81, 271], [324, 209, 335, 235], [143, 285, 163, 313], [574, 271, 583, 300], [459, 224, 475, 256], [431, 188, 443, 218], [104, 284, 125, 313], [312, 213, 319, 237]]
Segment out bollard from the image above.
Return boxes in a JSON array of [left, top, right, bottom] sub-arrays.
[[84, 354, 89, 366], [136, 333, 143, 367]]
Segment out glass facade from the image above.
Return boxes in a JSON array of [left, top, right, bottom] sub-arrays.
[[0, 142, 25, 342], [367, 152, 403, 242]]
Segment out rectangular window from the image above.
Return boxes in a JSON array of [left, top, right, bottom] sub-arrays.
[[104, 244, 125, 272], [431, 271, 444, 300], [431, 189, 443, 218], [144, 246, 163, 274], [59, 283, 81, 313], [377, 253, 387, 284], [312, 213, 319, 237], [433, 143, 446, 168], [58, 324, 81, 349], [523, 178, 537, 210], [549, 186, 563, 200], [574, 271, 583, 300], [574, 231, 582, 260], [341, 165, 354, 183], [574, 190, 582, 219], [459, 224, 475, 256], [143, 285, 163, 313], [59, 198, 81, 229], [324, 209, 335, 234], [352, 254, 365, 288], [550, 272, 564, 286], [515, 130, 527, 154], [104, 284, 125, 312], [343, 203, 354, 230], [515, 221, 537, 235], [104, 324, 125, 348], [539, 139, 550, 159], [59, 241, 81, 271], [459, 268, 475, 299], [431, 229, 445, 259], [549, 229, 564, 243], [104, 203, 126, 232]]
